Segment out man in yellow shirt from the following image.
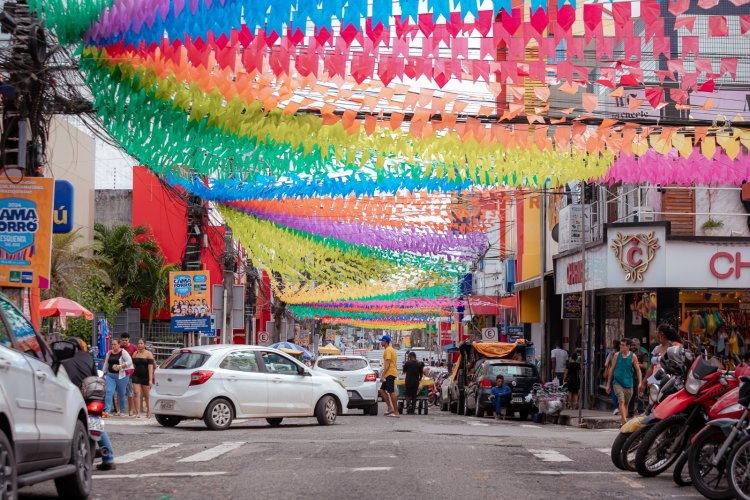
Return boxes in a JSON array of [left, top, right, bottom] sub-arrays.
[[379, 335, 399, 417]]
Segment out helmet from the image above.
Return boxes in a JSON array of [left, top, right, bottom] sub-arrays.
[[661, 346, 688, 376]]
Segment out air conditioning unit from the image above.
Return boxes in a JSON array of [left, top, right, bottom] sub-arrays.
[[635, 206, 655, 222]]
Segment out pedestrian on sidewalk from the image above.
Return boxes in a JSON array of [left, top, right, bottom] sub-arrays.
[[378, 335, 399, 417], [603, 340, 620, 415], [491, 375, 512, 419], [606, 338, 643, 426], [563, 352, 580, 410], [103, 339, 133, 417], [120, 333, 138, 416], [402, 352, 424, 414], [131, 338, 156, 418], [628, 338, 649, 417], [551, 343, 568, 385]]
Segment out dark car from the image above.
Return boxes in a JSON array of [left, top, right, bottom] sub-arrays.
[[471, 360, 542, 419]]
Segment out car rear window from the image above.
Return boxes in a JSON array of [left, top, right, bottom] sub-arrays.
[[162, 351, 209, 369], [487, 364, 537, 378], [317, 358, 368, 371]]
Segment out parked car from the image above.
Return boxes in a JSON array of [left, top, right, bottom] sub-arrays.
[[369, 359, 383, 378], [150, 345, 349, 430], [0, 293, 91, 499], [313, 356, 378, 415], [469, 360, 542, 419], [446, 340, 530, 415]]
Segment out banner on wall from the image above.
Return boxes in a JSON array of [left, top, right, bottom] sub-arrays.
[[0, 178, 54, 288], [169, 271, 212, 333]]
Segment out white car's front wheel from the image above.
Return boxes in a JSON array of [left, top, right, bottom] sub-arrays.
[[204, 398, 233, 431], [0, 431, 17, 500], [316, 396, 337, 426]]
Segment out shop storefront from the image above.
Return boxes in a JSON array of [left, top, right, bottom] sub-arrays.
[[554, 222, 750, 408]]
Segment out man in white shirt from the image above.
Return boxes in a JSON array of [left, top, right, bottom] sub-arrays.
[[551, 343, 569, 384]]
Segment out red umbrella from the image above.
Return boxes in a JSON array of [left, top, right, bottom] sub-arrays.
[[39, 297, 94, 320]]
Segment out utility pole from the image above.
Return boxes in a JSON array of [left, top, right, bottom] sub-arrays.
[[222, 225, 235, 344], [578, 182, 588, 425]]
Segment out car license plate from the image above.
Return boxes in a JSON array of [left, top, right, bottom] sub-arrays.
[[512, 397, 523, 404], [88, 416, 103, 432], [160, 400, 175, 410]]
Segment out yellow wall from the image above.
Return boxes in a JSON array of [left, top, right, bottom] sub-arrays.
[[520, 288, 541, 323]]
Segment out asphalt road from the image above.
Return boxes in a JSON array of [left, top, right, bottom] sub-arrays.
[[21, 406, 700, 500]]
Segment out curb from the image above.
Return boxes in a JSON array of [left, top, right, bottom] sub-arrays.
[[547, 414, 622, 430]]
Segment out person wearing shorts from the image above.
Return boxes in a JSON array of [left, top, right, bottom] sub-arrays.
[[378, 335, 399, 417], [606, 338, 643, 426]]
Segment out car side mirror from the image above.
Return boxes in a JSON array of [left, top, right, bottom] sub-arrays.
[[299, 367, 312, 376]]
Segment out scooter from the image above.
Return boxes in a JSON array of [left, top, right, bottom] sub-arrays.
[[635, 356, 740, 478], [81, 376, 110, 462]]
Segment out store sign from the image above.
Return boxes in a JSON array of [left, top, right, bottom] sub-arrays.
[[52, 180, 74, 234], [562, 293, 582, 319], [709, 252, 750, 280], [566, 260, 583, 286], [610, 232, 660, 282]]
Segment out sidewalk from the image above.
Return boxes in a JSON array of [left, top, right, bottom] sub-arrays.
[[546, 409, 622, 429]]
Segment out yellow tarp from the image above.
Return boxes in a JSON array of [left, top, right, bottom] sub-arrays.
[[279, 347, 303, 356], [450, 360, 460, 382], [319, 344, 341, 355], [472, 340, 526, 359]]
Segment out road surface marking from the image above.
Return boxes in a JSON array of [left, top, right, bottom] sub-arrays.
[[178, 442, 245, 462], [117, 443, 180, 464], [616, 474, 644, 489], [96, 472, 227, 479], [362, 455, 398, 458], [352, 467, 393, 472], [521, 471, 617, 475], [527, 449, 573, 462], [521, 424, 542, 429], [597, 448, 612, 454]]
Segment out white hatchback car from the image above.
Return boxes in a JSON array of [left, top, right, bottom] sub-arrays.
[[150, 345, 349, 430], [313, 356, 378, 415]]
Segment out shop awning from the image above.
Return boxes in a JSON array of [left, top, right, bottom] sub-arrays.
[[513, 276, 541, 292], [467, 295, 515, 315]]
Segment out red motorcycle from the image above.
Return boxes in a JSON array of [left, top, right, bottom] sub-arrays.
[[635, 355, 740, 478], [687, 373, 750, 499]]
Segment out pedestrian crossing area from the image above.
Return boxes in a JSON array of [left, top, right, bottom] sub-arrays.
[[98, 440, 612, 471]]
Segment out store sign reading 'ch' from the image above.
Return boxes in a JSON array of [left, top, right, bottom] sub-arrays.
[[610, 232, 660, 282]]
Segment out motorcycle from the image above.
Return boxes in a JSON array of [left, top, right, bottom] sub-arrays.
[[618, 370, 684, 472], [692, 376, 750, 500], [635, 356, 739, 478], [81, 376, 107, 455]]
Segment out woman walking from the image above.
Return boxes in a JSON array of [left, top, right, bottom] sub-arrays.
[[131, 339, 156, 418], [102, 339, 133, 417], [563, 352, 581, 410]]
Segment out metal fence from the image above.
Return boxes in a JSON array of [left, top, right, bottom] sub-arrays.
[[142, 322, 183, 363]]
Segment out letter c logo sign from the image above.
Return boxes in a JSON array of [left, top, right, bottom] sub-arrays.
[[626, 245, 644, 267]]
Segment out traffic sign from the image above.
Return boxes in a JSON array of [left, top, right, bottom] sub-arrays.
[[481, 327, 498, 341], [258, 331, 270, 344]]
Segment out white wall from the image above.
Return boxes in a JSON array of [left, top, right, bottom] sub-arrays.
[[696, 186, 750, 237]]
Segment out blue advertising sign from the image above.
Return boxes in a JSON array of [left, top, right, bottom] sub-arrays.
[[53, 180, 74, 234]]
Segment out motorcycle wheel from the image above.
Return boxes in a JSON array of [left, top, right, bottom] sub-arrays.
[[611, 432, 630, 470], [673, 449, 692, 487], [689, 426, 733, 500], [621, 426, 650, 472], [635, 414, 688, 477], [727, 435, 750, 500]]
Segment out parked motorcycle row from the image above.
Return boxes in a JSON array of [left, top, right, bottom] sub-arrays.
[[610, 346, 750, 499]]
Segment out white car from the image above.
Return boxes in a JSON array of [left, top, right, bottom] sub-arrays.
[[313, 356, 378, 415], [0, 293, 91, 499], [150, 345, 349, 430]]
